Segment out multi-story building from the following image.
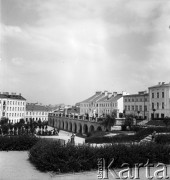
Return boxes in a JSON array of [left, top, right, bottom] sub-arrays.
[[123, 91, 149, 119], [25, 103, 49, 122], [0, 92, 26, 123], [79, 91, 129, 118], [148, 82, 170, 120]]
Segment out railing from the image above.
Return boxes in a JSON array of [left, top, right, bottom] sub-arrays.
[[49, 113, 99, 122]]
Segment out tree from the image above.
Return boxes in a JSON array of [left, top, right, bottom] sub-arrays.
[[0, 117, 9, 126], [163, 117, 170, 128], [124, 114, 134, 130], [19, 119, 25, 125], [100, 113, 116, 131]]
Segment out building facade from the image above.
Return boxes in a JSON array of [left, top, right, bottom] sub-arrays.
[[148, 82, 170, 120], [80, 91, 129, 118], [25, 103, 49, 122], [0, 92, 26, 123], [123, 91, 149, 119]]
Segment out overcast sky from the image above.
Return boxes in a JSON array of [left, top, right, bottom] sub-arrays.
[[1, 0, 170, 105]]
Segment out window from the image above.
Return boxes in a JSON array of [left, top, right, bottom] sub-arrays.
[[152, 103, 154, 109], [125, 106, 127, 110], [162, 102, 164, 109], [125, 99, 127, 102], [139, 105, 142, 111], [132, 99, 134, 102], [157, 92, 159, 98], [128, 99, 130, 102], [144, 106, 147, 111], [136, 98, 138, 102], [135, 105, 138, 111], [162, 92, 164, 98], [140, 98, 143, 102], [132, 106, 134, 110], [157, 103, 159, 109], [152, 93, 154, 98], [128, 105, 130, 111]]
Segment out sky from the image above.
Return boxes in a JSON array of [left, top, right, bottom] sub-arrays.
[[1, 0, 170, 105]]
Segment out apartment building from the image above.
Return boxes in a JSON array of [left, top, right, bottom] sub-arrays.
[[148, 82, 170, 119], [123, 91, 149, 119], [25, 103, 49, 122], [0, 92, 26, 123], [79, 91, 129, 118]]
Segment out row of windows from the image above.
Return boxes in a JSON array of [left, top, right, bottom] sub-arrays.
[[152, 102, 164, 110], [125, 105, 147, 111], [3, 107, 25, 111], [81, 103, 117, 108], [26, 111, 48, 116], [5, 113, 24, 117], [152, 92, 164, 98], [124, 98, 148, 102], [0, 100, 25, 106]]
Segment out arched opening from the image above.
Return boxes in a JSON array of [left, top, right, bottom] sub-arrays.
[[58, 120, 61, 129], [73, 123, 77, 133], [83, 124, 88, 134], [89, 125, 95, 133], [68, 122, 72, 132], [97, 126, 102, 131], [78, 123, 82, 134], [61, 121, 64, 129], [64, 121, 68, 130]]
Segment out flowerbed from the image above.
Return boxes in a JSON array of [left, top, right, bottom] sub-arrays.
[[29, 140, 170, 173]]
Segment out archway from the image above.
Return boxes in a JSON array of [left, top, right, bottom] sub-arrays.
[[97, 126, 102, 131], [68, 122, 72, 132], [83, 124, 88, 134], [78, 123, 82, 134], [89, 125, 95, 133], [61, 121, 64, 129], [73, 122, 77, 133], [64, 121, 68, 131]]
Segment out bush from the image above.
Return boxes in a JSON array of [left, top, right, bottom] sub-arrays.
[[85, 127, 170, 144], [155, 135, 170, 144], [29, 140, 170, 173], [0, 135, 39, 151]]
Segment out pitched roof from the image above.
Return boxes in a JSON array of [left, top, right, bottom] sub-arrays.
[[26, 104, 49, 112], [106, 94, 123, 102], [0, 94, 26, 100], [123, 93, 149, 97], [148, 83, 170, 89], [80, 93, 103, 103]]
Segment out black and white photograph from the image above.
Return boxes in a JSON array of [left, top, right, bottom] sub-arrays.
[[0, 0, 170, 179]]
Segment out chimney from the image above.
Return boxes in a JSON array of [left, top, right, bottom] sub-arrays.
[[107, 92, 112, 98], [113, 92, 117, 97], [104, 90, 108, 96], [19, 93, 21, 96], [162, 82, 165, 85], [158, 82, 161, 85], [95, 91, 102, 95]]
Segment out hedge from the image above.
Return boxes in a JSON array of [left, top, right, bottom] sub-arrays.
[[29, 140, 170, 173], [0, 135, 39, 151], [85, 127, 170, 144]]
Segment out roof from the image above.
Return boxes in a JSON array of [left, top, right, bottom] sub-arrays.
[[148, 83, 170, 89], [0, 94, 26, 100], [26, 104, 49, 112], [80, 93, 103, 103], [106, 94, 123, 102], [123, 93, 149, 97]]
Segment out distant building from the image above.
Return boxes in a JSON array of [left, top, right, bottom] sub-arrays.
[[123, 91, 149, 119], [0, 92, 26, 123], [79, 91, 129, 118], [148, 82, 170, 120], [25, 103, 49, 122]]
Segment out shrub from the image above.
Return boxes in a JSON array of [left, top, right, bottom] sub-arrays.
[[85, 127, 170, 144], [155, 135, 170, 144], [0, 135, 39, 151], [29, 140, 170, 173]]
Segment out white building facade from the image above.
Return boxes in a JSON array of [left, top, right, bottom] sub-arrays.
[[123, 91, 149, 119], [25, 103, 49, 122], [0, 92, 26, 123], [148, 82, 170, 120]]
